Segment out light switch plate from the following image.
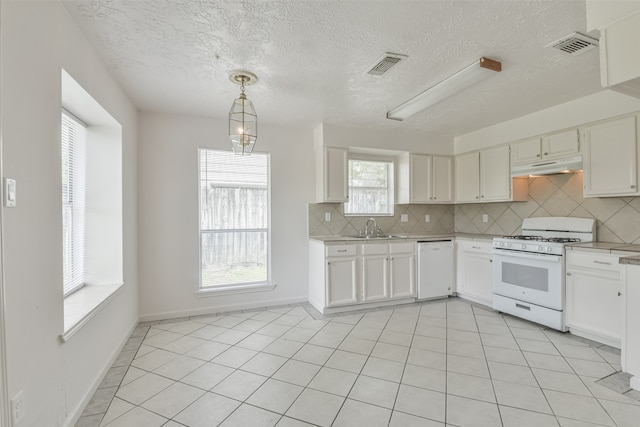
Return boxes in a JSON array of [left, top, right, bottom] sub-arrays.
[[425, 214, 431, 223], [4, 178, 16, 208], [482, 214, 488, 223], [324, 212, 331, 222], [401, 214, 408, 222]]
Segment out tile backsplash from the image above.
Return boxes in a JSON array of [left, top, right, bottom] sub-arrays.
[[308, 203, 455, 236], [309, 172, 640, 244]]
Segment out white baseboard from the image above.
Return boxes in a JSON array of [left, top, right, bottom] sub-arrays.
[[62, 320, 138, 427], [139, 296, 309, 322]]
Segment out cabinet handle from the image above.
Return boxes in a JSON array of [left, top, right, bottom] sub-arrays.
[[481, 195, 485, 198], [536, 154, 541, 157], [544, 152, 549, 155], [475, 196, 479, 199], [567, 272, 572, 276], [618, 292, 622, 296], [593, 260, 611, 266], [433, 197, 437, 200], [631, 185, 636, 189], [337, 249, 348, 253], [472, 246, 481, 249]]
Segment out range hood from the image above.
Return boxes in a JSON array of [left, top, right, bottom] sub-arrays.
[[511, 155, 583, 177]]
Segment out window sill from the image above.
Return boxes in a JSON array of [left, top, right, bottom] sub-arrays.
[[61, 283, 124, 342], [195, 282, 276, 297]]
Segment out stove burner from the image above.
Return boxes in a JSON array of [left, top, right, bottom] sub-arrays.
[[502, 235, 544, 240], [501, 235, 582, 244], [545, 237, 582, 243]]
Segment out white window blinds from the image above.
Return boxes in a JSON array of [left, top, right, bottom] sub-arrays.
[[199, 149, 270, 287], [61, 111, 87, 296]]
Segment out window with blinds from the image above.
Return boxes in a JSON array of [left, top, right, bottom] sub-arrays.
[[199, 149, 270, 287], [61, 111, 87, 296], [344, 159, 394, 216]]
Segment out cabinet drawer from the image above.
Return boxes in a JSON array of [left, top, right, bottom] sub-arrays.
[[390, 242, 415, 254], [326, 245, 356, 257], [567, 252, 620, 272], [360, 243, 388, 255]]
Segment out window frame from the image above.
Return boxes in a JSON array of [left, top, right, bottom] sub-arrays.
[[197, 148, 273, 295], [344, 155, 395, 217]]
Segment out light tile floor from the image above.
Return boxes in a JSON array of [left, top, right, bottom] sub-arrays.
[[75, 298, 640, 427]]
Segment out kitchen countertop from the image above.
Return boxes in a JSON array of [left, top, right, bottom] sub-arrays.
[[309, 233, 497, 243], [567, 242, 640, 254], [620, 255, 640, 266]]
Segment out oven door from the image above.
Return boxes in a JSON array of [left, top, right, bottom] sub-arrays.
[[492, 248, 564, 310]]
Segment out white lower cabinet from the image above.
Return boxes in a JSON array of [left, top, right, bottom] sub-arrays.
[[309, 240, 416, 313], [389, 243, 416, 299], [566, 250, 626, 348], [360, 244, 389, 302], [456, 240, 493, 306], [326, 256, 358, 307]]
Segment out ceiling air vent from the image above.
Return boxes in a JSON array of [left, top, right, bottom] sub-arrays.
[[367, 53, 407, 76], [545, 32, 599, 56]]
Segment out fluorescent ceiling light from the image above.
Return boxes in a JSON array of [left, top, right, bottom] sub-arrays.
[[387, 57, 501, 121]]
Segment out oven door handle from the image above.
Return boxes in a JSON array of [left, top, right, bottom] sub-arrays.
[[492, 248, 563, 262]]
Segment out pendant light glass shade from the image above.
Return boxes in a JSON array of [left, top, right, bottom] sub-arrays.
[[228, 73, 258, 155]]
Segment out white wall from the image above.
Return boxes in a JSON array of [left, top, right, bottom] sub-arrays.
[[137, 112, 315, 320], [0, 2, 138, 426], [454, 90, 640, 153], [318, 123, 454, 155]]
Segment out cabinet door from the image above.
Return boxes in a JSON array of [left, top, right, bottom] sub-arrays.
[[361, 255, 389, 302], [431, 156, 453, 202], [480, 145, 511, 201], [326, 257, 358, 306], [566, 269, 622, 344], [457, 243, 493, 306], [542, 129, 580, 159], [455, 152, 480, 202], [410, 154, 432, 203], [511, 138, 542, 165], [389, 252, 415, 299], [583, 116, 638, 197], [323, 147, 348, 202]]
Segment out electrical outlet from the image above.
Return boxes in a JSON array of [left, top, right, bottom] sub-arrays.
[[324, 212, 331, 222], [401, 214, 408, 222], [11, 390, 24, 425], [482, 214, 488, 223], [4, 178, 16, 208], [425, 214, 431, 223]]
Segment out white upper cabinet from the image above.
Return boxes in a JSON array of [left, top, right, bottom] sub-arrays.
[[316, 146, 348, 203], [511, 137, 543, 165], [543, 129, 580, 159], [397, 153, 453, 204], [455, 152, 481, 203], [432, 156, 454, 203], [480, 145, 512, 202], [582, 115, 639, 197], [511, 129, 580, 165], [598, 13, 640, 98], [456, 145, 525, 203]]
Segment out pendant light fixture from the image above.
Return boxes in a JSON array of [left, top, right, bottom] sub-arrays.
[[228, 70, 258, 155]]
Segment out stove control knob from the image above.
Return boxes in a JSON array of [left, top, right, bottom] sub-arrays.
[[546, 247, 552, 252], [521, 244, 526, 249], [507, 243, 512, 248], [537, 245, 543, 251], [499, 242, 504, 247]]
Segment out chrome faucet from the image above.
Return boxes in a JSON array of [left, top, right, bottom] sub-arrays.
[[365, 217, 377, 236]]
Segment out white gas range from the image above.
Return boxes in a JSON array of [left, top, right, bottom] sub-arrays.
[[492, 217, 596, 331]]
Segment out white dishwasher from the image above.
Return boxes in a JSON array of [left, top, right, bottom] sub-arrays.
[[417, 240, 455, 300]]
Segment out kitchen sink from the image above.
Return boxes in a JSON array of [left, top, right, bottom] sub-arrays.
[[349, 235, 390, 239]]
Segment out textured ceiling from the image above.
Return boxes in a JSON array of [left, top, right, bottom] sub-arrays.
[[62, 0, 602, 139]]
